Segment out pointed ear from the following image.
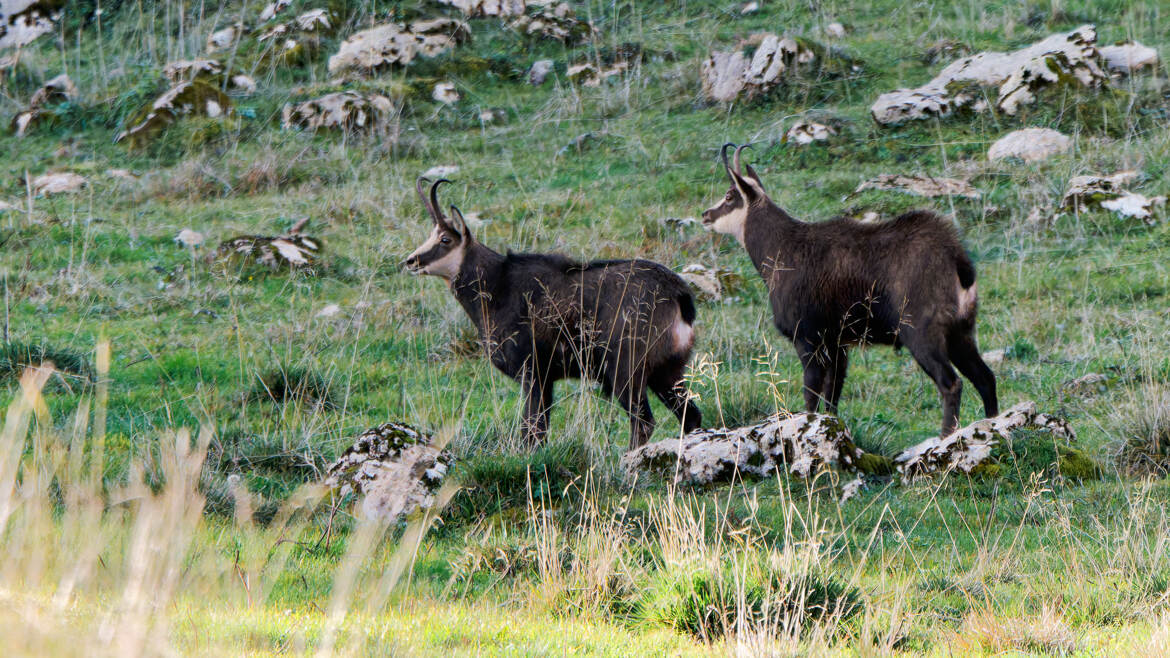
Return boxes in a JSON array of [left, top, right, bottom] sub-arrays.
[[449, 205, 473, 240], [740, 162, 767, 198]]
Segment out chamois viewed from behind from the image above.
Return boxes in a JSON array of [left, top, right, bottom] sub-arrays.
[[701, 144, 998, 436], [404, 177, 702, 449]]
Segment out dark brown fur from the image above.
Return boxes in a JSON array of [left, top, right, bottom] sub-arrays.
[[405, 179, 702, 448], [702, 145, 997, 435]]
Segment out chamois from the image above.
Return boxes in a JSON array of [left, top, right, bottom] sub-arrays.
[[404, 178, 702, 448], [701, 144, 998, 436]]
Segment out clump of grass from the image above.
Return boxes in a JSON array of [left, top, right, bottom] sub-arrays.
[[248, 365, 335, 409], [957, 606, 1077, 655], [636, 557, 861, 641], [1113, 384, 1170, 475], [0, 341, 93, 383]]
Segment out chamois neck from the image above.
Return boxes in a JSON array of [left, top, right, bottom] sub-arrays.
[[450, 241, 506, 331], [743, 201, 802, 280]]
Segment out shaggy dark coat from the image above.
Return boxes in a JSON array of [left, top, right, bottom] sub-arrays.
[[703, 145, 997, 435]]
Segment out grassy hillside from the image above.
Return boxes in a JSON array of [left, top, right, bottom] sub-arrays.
[[2, 0, 1169, 654]]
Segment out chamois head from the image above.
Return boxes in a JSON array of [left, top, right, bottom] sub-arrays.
[[701, 143, 768, 241], [404, 177, 473, 281]]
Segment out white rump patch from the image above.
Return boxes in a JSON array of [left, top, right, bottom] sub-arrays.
[[957, 281, 977, 318], [670, 309, 695, 355]]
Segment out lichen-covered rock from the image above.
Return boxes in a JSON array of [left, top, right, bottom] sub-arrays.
[[281, 91, 394, 132], [702, 34, 833, 103], [326, 19, 470, 75], [216, 220, 321, 270], [258, 0, 291, 22], [894, 401, 1076, 480], [323, 422, 453, 524], [566, 61, 628, 87], [163, 58, 224, 83], [115, 80, 231, 146], [622, 412, 863, 485], [11, 73, 76, 137], [205, 25, 240, 54], [1061, 171, 1165, 221], [678, 263, 743, 302], [432, 81, 459, 104], [871, 25, 1108, 125], [437, 0, 525, 17], [784, 121, 837, 145], [529, 58, 554, 85], [854, 174, 980, 199], [987, 128, 1071, 163], [32, 171, 86, 195], [1099, 41, 1158, 74], [509, 2, 595, 43], [0, 0, 61, 49]]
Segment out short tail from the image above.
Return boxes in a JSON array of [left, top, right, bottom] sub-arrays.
[[955, 251, 976, 289], [955, 251, 978, 321], [677, 290, 696, 325]]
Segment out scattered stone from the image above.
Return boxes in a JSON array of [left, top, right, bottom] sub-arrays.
[[982, 348, 1005, 366], [0, 0, 61, 49], [477, 109, 504, 123], [987, 128, 1072, 163], [702, 34, 833, 102], [622, 412, 864, 485], [327, 19, 470, 75], [740, 2, 760, 15], [422, 165, 459, 179], [1099, 41, 1158, 74], [871, 25, 1108, 125], [825, 22, 847, 39], [258, 0, 292, 22], [894, 401, 1075, 480], [230, 74, 257, 95], [216, 230, 320, 270], [205, 25, 240, 54], [174, 228, 205, 248], [323, 422, 453, 524], [432, 81, 459, 104], [566, 60, 628, 87], [660, 216, 700, 230], [115, 81, 232, 146], [509, 2, 595, 44], [281, 91, 394, 132], [295, 9, 331, 32], [105, 168, 138, 181], [529, 58, 554, 85], [1061, 171, 1165, 221], [163, 58, 224, 83], [558, 131, 599, 155], [11, 73, 77, 137], [316, 303, 341, 318], [839, 476, 864, 503], [679, 263, 744, 302], [854, 174, 980, 199], [437, 0, 526, 17], [32, 172, 86, 195], [784, 120, 837, 145], [1062, 373, 1108, 398]]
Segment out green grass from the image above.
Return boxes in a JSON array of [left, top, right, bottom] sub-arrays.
[[2, 0, 1170, 654]]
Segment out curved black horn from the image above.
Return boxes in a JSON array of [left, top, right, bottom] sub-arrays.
[[720, 143, 736, 181], [733, 144, 752, 176], [416, 176, 435, 219], [429, 179, 451, 222]]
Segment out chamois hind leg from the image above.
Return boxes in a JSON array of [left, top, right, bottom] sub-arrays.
[[649, 359, 702, 434], [821, 346, 849, 416], [903, 331, 963, 436], [947, 331, 999, 418], [795, 340, 829, 414]]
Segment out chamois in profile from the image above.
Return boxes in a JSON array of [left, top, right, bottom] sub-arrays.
[[701, 144, 998, 436], [404, 178, 702, 448]]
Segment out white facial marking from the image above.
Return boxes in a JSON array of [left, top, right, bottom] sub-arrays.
[[407, 225, 465, 281], [957, 281, 977, 318], [707, 200, 748, 245]]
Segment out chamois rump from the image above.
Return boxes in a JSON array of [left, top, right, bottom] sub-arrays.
[[701, 144, 998, 436], [404, 178, 702, 448]]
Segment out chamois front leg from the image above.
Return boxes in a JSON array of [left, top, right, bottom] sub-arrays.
[[520, 370, 554, 448]]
